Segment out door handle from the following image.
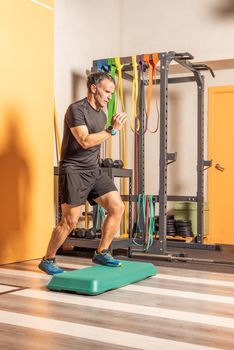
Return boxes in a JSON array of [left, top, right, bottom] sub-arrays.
[[215, 163, 225, 172]]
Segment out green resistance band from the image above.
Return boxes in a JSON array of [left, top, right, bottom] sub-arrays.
[[133, 194, 146, 246], [107, 58, 116, 127], [144, 195, 155, 251], [95, 205, 105, 231]]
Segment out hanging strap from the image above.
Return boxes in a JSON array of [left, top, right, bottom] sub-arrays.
[[95, 205, 105, 230], [133, 55, 144, 214], [107, 58, 116, 159], [133, 194, 146, 246], [115, 57, 127, 169], [107, 58, 116, 127], [84, 201, 89, 230], [145, 195, 155, 251], [115, 57, 125, 112], [145, 195, 149, 246], [115, 57, 128, 236], [134, 54, 148, 136], [130, 55, 140, 132], [54, 102, 61, 164], [137, 194, 146, 232], [133, 194, 155, 250], [143, 53, 160, 133]]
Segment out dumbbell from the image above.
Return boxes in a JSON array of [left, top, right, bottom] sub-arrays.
[[95, 230, 102, 239], [74, 228, 86, 238], [101, 158, 124, 168], [113, 160, 124, 168], [85, 228, 96, 239], [102, 158, 114, 167]]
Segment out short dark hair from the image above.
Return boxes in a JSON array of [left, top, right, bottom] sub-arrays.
[[87, 72, 115, 93]]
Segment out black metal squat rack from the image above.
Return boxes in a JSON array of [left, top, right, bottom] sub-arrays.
[[92, 51, 220, 256]]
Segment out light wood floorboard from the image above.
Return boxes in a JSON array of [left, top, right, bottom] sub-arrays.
[[0, 256, 234, 349]]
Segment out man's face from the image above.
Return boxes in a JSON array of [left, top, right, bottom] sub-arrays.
[[92, 79, 115, 108]]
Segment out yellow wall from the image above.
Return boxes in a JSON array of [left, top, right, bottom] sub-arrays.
[[0, 0, 54, 264]]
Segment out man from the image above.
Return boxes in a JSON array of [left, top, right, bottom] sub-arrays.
[[39, 72, 127, 275]]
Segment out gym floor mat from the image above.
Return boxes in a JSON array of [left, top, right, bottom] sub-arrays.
[[47, 260, 157, 295]]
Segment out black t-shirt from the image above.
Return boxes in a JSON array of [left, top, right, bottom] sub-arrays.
[[59, 98, 106, 173]]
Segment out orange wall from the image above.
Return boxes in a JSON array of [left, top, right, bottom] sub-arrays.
[[208, 86, 234, 245], [0, 0, 54, 264]]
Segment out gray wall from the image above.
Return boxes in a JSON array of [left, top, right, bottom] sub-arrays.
[[54, 0, 234, 202]]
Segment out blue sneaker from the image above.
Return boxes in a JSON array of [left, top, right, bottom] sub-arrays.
[[38, 257, 64, 275], [92, 250, 122, 267]]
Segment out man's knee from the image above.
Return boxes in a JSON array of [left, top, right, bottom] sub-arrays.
[[60, 204, 80, 231], [109, 200, 125, 217], [61, 216, 78, 231]]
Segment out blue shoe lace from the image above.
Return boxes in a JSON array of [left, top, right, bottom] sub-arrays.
[[92, 250, 122, 267], [39, 258, 64, 275]]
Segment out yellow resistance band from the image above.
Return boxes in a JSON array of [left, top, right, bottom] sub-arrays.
[[54, 102, 61, 160], [115, 57, 125, 112], [115, 57, 128, 236], [130, 55, 140, 132], [84, 201, 89, 230]]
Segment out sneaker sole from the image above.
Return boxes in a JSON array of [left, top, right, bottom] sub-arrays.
[[92, 259, 122, 267], [38, 264, 64, 275]]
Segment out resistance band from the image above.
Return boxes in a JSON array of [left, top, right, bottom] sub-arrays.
[[143, 53, 160, 133], [133, 55, 144, 217], [133, 54, 148, 137], [54, 102, 62, 225], [107, 58, 116, 159], [115, 57, 128, 236], [107, 58, 116, 127], [115, 57, 125, 112], [130, 55, 140, 132], [133, 55, 145, 221], [95, 205, 105, 231], [133, 194, 146, 246], [145, 195, 154, 251], [84, 202, 89, 230], [96, 58, 113, 159], [54, 102, 61, 164], [133, 194, 155, 251], [115, 57, 127, 171]]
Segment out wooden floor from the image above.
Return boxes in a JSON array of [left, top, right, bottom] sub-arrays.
[[0, 255, 234, 350]]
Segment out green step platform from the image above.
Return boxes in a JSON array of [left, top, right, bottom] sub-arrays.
[[47, 260, 157, 295]]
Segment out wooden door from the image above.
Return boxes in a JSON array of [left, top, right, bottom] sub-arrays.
[[208, 86, 234, 244]]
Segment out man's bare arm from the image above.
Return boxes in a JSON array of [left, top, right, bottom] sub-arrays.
[[70, 112, 127, 149], [71, 125, 111, 149]]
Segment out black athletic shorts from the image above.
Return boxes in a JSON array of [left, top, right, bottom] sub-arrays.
[[59, 168, 117, 206]]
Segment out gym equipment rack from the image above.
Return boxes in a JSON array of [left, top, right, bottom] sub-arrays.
[[92, 51, 219, 256]]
